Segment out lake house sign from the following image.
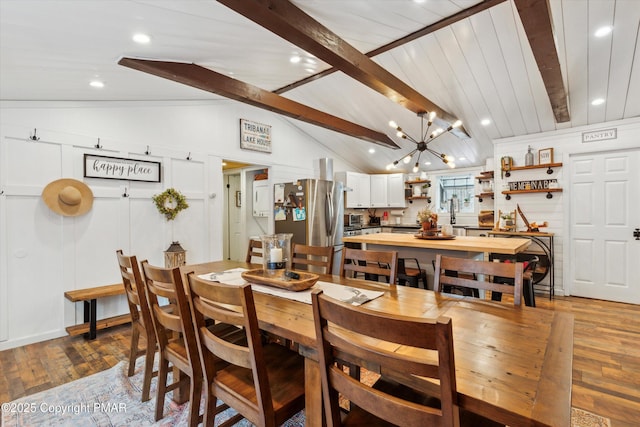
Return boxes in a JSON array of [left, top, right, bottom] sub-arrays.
[[240, 119, 272, 153], [84, 154, 161, 182]]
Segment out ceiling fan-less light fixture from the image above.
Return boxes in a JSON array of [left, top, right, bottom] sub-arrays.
[[386, 112, 462, 172]]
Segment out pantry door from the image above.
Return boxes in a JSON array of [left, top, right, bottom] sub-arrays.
[[568, 149, 640, 304]]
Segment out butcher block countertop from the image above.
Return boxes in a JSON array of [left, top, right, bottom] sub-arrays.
[[342, 232, 531, 255]]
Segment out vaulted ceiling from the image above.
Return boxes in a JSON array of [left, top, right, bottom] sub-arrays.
[[1, 0, 638, 173]]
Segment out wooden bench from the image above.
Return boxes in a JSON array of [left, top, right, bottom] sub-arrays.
[[64, 283, 130, 340]]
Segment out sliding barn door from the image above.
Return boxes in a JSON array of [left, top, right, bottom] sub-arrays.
[[569, 149, 640, 304]]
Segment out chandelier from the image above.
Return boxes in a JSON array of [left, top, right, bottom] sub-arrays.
[[386, 111, 462, 173]]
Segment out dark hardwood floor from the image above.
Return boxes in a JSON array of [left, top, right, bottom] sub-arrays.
[[1, 295, 639, 426]]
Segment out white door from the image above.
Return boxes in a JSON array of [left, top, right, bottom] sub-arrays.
[[569, 149, 640, 303], [224, 173, 243, 261]]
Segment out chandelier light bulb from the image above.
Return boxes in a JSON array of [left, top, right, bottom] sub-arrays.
[[388, 120, 397, 128], [412, 162, 420, 173], [403, 155, 412, 164], [448, 162, 456, 169], [452, 120, 462, 128], [431, 128, 443, 137], [429, 111, 436, 121], [396, 131, 404, 138]]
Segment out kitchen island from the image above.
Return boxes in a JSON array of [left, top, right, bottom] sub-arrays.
[[342, 232, 531, 289]]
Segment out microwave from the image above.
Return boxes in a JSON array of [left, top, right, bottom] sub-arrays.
[[345, 214, 363, 227]]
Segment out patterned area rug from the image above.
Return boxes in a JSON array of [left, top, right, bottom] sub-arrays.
[[1, 356, 304, 426], [2, 357, 610, 427]]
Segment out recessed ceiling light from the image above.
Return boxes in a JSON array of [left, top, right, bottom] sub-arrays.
[[459, 157, 466, 161], [89, 80, 104, 88], [132, 33, 151, 44], [594, 26, 612, 38], [591, 98, 605, 106], [368, 148, 375, 154], [290, 55, 301, 64], [481, 119, 491, 126], [305, 68, 315, 73], [305, 58, 317, 65], [423, 161, 431, 166]]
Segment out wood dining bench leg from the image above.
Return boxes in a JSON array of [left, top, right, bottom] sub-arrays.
[[64, 284, 130, 340]]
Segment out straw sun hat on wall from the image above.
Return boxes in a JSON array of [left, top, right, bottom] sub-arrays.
[[42, 178, 94, 217]]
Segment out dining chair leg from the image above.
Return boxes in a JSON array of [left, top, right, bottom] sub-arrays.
[[141, 344, 156, 402], [155, 357, 170, 421], [127, 326, 140, 377], [187, 376, 202, 427]]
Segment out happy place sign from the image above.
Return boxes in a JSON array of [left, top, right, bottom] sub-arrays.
[[84, 154, 161, 182]]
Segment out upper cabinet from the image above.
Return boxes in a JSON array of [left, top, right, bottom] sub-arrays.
[[370, 173, 406, 208], [336, 171, 371, 208], [336, 172, 405, 208]]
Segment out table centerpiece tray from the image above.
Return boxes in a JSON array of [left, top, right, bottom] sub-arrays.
[[240, 269, 319, 291], [413, 233, 456, 240]]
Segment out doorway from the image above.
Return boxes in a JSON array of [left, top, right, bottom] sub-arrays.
[[567, 148, 640, 304], [222, 160, 270, 261]]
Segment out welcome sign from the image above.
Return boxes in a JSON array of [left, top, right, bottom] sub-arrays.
[[84, 154, 161, 182]]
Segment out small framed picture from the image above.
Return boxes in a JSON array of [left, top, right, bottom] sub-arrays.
[[538, 148, 554, 165]]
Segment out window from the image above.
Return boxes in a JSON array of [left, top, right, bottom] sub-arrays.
[[438, 174, 474, 215]]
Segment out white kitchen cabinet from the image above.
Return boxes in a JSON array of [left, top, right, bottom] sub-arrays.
[[369, 174, 388, 207], [386, 173, 406, 207], [370, 173, 406, 208], [336, 171, 371, 208], [252, 180, 270, 217]]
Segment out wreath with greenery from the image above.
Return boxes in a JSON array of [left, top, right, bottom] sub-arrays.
[[152, 188, 189, 220]]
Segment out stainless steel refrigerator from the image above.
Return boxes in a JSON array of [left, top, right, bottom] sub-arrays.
[[274, 179, 344, 274]]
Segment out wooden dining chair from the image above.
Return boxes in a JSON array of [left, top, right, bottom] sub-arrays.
[[433, 254, 524, 306], [245, 238, 263, 263], [292, 242, 334, 274], [140, 261, 240, 426], [340, 247, 398, 284], [185, 273, 306, 427], [116, 249, 156, 402], [311, 290, 502, 427]]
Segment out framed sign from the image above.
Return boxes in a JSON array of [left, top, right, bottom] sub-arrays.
[[538, 148, 554, 165], [240, 119, 272, 153], [84, 154, 161, 182]]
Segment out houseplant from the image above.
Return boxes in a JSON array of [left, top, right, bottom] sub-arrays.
[[417, 207, 438, 230]]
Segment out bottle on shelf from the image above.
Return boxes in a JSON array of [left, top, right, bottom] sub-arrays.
[[525, 145, 534, 166]]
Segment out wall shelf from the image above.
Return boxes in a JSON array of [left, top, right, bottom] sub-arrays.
[[475, 192, 494, 202], [502, 188, 563, 200], [502, 162, 563, 177]]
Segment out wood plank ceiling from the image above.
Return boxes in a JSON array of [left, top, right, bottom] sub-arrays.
[[1, 0, 638, 173]]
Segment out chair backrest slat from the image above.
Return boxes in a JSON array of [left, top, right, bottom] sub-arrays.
[[292, 243, 334, 274], [246, 239, 263, 263], [433, 254, 524, 306], [340, 247, 398, 284]]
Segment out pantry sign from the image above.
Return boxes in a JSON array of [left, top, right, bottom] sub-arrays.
[[240, 119, 272, 153]]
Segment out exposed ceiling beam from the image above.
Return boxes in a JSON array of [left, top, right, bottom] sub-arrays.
[[117, 58, 399, 148], [217, 0, 467, 135], [275, 0, 507, 95], [515, 0, 570, 123]]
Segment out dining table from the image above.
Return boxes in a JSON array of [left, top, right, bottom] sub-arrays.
[[182, 260, 574, 427]]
